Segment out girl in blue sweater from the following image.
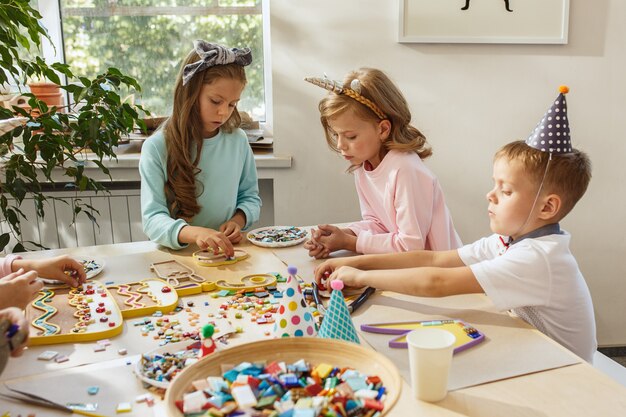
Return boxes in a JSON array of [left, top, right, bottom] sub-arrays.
[[140, 41, 261, 253]]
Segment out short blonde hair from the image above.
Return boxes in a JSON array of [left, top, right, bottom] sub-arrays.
[[495, 140, 592, 219], [318, 68, 431, 160]]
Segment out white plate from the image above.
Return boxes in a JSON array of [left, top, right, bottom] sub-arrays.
[[134, 340, 200, 389], [247, 226, 308, 248], [76, 256, 105, 279]]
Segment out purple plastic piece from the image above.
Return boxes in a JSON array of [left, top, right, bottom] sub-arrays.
[[360, 319, 485, 354]]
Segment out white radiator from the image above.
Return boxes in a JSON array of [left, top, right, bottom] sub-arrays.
[[1, 187, 146, 252], [1, 178, 274, 253]]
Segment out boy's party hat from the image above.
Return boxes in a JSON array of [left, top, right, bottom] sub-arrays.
[[526, 85, 572, 154], [273, 265, 317, 338], [318, 280, 360, 344]]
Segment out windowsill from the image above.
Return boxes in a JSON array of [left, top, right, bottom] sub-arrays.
[[110, 138, 291, 169], [25, 138, 291, 183]]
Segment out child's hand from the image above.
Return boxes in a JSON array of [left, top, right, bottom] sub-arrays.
[[314, 258, 353, 286], [304, 226, 334, 259], [0, 307, 29, 357], [328, 266, 365, 289], [17, 256, 87, 287], [304, 238, 330, 259], [219, 221, 242, 244], [0, 270, 43, 310], [195, 228, 235, 258], [310, 224, 357, 255]]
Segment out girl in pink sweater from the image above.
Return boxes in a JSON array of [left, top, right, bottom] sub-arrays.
[[304, 69, 461, 258]]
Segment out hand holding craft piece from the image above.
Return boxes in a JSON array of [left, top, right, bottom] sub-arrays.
[[43, 256, 104, 285], [192, 249, 249, 267], [0, 312, 28, 374]]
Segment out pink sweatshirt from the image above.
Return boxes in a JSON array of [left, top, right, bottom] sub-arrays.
[[0, 254, 21, 277], [348, 150, 461, 254]]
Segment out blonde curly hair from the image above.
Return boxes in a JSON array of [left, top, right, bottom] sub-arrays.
[[318, 68, 431, 160]]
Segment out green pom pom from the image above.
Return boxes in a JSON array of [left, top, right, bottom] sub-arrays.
[[202, 324, 214, 338]]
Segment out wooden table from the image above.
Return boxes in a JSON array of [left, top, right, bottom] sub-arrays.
[[1, 239, 626, 417]]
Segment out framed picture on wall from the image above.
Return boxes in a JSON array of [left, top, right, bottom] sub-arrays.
[[399, 0, 570, 44]]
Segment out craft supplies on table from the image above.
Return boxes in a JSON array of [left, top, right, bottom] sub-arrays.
[[26, 281, 124, 346]]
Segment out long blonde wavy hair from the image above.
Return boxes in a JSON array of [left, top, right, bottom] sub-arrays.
[[319, 68, 432, 163], [162, 49, 247, 222]]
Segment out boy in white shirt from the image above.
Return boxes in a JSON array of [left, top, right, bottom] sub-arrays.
[[315, 86, 597, 362]]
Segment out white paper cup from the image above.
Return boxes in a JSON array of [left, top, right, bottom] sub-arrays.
[[406, 328, 456, 402]]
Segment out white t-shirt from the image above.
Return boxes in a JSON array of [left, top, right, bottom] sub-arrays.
[[458, 232, 597, 362]]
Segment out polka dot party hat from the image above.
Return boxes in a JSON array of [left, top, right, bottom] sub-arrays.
[[526, 86, 573, 154], [318, 280, 360, 344], [273, 265, 318, 338]]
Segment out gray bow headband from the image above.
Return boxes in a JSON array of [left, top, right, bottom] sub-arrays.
[[182, 40, 252, 86]]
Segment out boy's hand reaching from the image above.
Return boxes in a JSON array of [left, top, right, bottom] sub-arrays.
[[327, 266, 366, 289], [314, 257, 359, 287], [219, 220, 243, 244]]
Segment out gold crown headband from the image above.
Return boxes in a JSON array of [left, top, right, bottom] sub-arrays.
[[304, 76, 387, 120]]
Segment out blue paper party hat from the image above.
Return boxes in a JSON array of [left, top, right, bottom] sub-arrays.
[[318, 280, 360, 344]]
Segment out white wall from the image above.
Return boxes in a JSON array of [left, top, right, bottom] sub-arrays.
[[270, 0, 626, 346]]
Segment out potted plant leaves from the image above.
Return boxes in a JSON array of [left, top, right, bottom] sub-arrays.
[[0, 1, 149, 252]]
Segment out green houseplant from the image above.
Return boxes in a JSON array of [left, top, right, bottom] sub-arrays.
[[0, 1, 148, 252]]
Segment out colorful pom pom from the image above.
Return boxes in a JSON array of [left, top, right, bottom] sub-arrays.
[[559, 85, 569, 94]]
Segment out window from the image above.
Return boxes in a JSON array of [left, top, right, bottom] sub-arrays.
[[38, 0, 270, 123]]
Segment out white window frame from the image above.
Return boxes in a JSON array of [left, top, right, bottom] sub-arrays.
[[38, 0, 273, 135]]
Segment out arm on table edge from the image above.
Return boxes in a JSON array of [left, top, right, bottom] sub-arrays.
[[354, 265, 483, 298], [349, 248, 465, 270]]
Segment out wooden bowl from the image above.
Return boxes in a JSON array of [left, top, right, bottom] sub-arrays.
[[165, 337, 402, 416]]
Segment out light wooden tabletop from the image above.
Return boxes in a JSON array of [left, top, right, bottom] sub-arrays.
[[1, 239, 625, 417]]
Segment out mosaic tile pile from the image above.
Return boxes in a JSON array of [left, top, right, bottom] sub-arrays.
[[248, 227, 307, 244], [177, 359, 387, 417]]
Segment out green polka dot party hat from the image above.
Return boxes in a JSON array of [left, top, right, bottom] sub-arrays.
[[273, 265, 318, 338], [318, 280, 360, 344]]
